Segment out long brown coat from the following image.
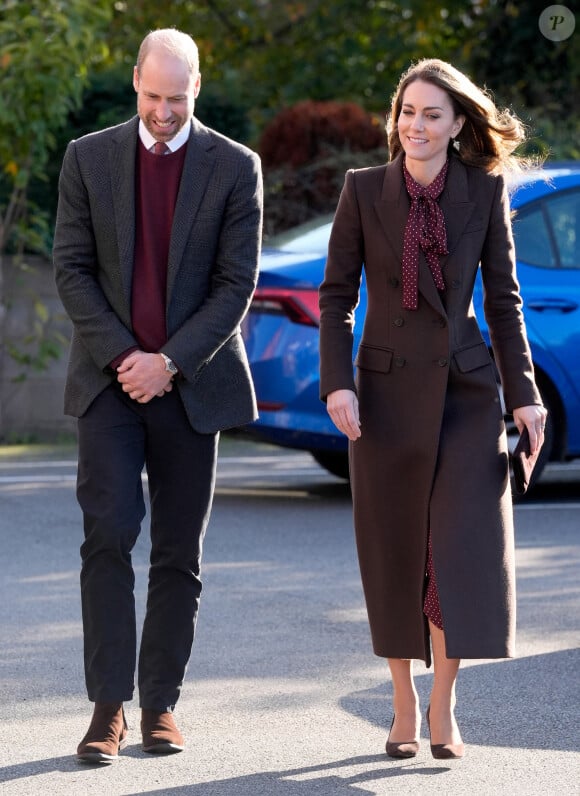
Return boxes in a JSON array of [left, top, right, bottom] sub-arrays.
[[319, 154, 541, 666]]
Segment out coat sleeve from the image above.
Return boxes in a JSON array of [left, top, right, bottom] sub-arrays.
[[480, 174, 542, 411], [53, 140, 139, 371], [319, 170, 365, 400]]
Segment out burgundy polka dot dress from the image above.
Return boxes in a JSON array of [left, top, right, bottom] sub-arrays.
[[424, 535, 443, 629]]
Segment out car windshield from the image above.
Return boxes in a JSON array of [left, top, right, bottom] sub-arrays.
[[266, 215, 334, 253]]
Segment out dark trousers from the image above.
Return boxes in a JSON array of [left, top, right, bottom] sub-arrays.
[[77, 382, 218, 712]]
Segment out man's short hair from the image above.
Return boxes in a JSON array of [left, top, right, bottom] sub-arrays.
[[136, 28, 199, 77]]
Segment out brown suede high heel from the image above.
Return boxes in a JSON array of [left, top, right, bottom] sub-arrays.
[[385, 715, 420, 759], [425, 706, 464, 759]]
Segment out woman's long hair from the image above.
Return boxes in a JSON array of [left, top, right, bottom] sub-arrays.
[[387, 59, 530, 174]]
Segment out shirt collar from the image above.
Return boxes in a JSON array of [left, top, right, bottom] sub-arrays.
[[138, 119, 191, 153]]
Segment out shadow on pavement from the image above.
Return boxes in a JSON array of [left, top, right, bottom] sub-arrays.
[[129, 758, 450, 794], [1, 650, 576, 791], [341, 647, 580, 753], [0, 753, 449, 794]]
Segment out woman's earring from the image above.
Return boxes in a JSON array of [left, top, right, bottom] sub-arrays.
[[452, 138, 460, 151]]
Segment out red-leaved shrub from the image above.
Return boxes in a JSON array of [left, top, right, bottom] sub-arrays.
[[259, 101, 387, 237], [259, 100, 385, 168]]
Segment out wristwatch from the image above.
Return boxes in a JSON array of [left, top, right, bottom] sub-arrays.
[[160, 353, 178, 376]]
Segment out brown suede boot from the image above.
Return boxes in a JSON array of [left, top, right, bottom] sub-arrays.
[[76, 702, 128, 764], [141, 709, 184, 754]]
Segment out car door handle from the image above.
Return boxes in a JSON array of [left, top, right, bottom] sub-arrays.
[[527, 299, 578, 313]]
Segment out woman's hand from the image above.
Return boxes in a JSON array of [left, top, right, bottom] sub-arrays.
[[327, 389, 361, 441], [513, 404, 548, 455]]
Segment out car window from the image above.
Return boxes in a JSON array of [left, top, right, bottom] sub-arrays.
[[513, 208, 555, 267], [267, 216, 334, 253], [545, 189, 580, 268], [513, 187, 580, 269]]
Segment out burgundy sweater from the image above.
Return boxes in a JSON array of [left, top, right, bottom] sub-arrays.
[[131, 140, 188, 352], [110, 140, 188, 371]]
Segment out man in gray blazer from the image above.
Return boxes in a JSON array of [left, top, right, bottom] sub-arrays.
[[53, 28, 263, 763]]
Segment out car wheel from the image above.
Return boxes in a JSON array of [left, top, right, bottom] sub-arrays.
[[311, 450, 350, 480]]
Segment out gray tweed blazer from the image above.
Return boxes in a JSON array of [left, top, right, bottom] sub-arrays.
[[53, 115, 263, 433]]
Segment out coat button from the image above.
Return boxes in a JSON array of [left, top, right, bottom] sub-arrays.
[[438, 357, 448, 367], [394, 356, 406, 367], [438, 318, 447, 328], [390, 277, 400, 288], [394, 317, 404, 327], [451, 280, 461, 289]]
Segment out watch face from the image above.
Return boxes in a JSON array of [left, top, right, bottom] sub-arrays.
[[162, 355, 177, 374]]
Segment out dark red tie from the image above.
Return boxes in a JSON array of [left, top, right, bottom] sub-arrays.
[[153, 141, 170, 155]]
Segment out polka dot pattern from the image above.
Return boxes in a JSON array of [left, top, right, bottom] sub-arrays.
[[401, 158, 449, 310], [424, 533, 444, 630]]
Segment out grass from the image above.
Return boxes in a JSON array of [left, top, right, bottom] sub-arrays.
[[0, 440, 78, 462], [0, 431, 279, 462]]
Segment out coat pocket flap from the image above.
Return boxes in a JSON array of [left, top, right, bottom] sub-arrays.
[[354, 344, 394, 373], [453, 341, 491, 373]]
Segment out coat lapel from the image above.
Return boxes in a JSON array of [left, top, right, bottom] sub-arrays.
[[110, 117, 139, 311], [373, 153, 408, 264], [440, 157, 476, 256], [166, 118, 216, 299]]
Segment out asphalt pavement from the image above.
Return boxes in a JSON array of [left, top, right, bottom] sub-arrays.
[[0, 435, 579, 795]]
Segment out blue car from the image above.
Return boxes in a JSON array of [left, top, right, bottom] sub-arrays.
[[241, 165, 580, 485]]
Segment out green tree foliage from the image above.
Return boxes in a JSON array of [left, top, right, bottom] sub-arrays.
[[0, 0, 112, 387], [103, 0, 577, 156], [0, 0, 112, 256], [106, 0, 476, 125], [3, 0, 577, 243], [465, 0, 580, 159]]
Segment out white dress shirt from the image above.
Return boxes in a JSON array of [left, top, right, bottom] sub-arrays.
[[138, 119, 191, 153]]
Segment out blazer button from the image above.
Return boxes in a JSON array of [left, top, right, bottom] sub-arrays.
[[394, 356, 406, 367], [390, 277, 400, 288], [438, 357, 448, 367], [451, 280, 461, 289], [438, 318, 447, 328], [394, 317, 404, 327]]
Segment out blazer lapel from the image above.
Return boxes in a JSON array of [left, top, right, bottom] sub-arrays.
[[166, 118, 216, 299], [110, 117, 139, 311]]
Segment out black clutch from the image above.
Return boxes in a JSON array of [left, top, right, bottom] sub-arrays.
[[512, 426, 540, 495]]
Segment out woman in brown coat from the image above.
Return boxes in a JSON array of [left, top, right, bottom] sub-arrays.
[[319, 59, 546, 760]]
